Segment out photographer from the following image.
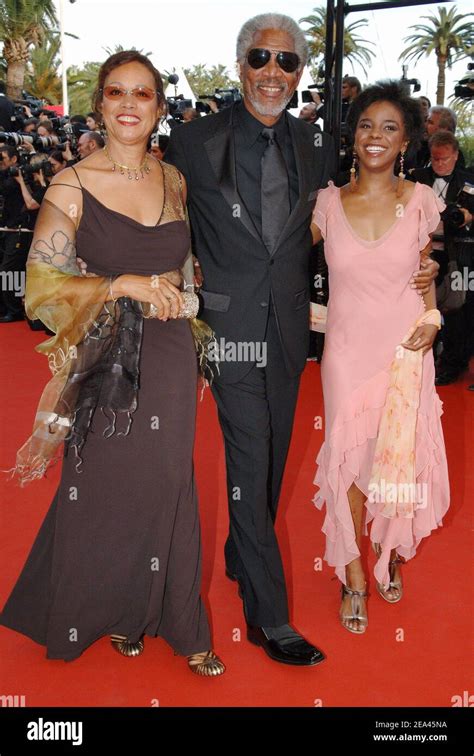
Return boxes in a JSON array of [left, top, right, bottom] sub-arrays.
[[77, 130, 105, 159], [36, 119, 58, 140], [410, 131, 474, 385], [22, 117, 39, 134], [0, 146, 49, 322], [182, 107, 200, 122], [298, 101, 318, 124], [311, 75, 361, 124], [86, 111, 101, 131], [48, 148, 68, 174], [0, 81, 17, 132]]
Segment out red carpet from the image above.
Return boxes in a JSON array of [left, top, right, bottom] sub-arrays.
[[0, 322, 472, 707]]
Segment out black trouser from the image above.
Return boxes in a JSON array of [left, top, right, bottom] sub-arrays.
[[435, 249, 473, 376], [437, 305, 470, 375], [211, 304, 301, 627], [0, 230, 30, 317]]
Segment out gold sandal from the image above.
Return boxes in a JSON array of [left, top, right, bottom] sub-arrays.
[[373, 542, 404, 603], [110, 634, 145, 657], [187, 650, 226, 676], [340, 583, 368, 634]]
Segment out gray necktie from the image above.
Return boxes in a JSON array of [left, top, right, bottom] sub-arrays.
[[260, 127, 290, 252]]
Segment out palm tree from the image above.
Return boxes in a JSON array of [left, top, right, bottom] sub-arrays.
[[0, 0, 58, 99], [103, 44, 153, 58], [67, 61, 101, 115], [183, 63, 239, 96], [300, 6, 375, 76], [399, 5, 474, 105], [24, 31, 62, 104]]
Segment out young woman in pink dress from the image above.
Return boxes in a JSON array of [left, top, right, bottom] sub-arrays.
[[310, 81, 450, 634]]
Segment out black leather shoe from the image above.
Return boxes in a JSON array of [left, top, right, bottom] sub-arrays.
[[0, 313, 24, 323], [225, 568, 243, 599], [26, 318, 46, 331], [247, 625, 325, 666]]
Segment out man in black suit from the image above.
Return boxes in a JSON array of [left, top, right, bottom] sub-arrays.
[[0, 81, 16, 132], [410, 131, 474, 386], [166, 13, 334, 667]]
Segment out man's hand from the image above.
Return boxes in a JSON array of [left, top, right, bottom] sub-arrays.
[[311, 91, 322, 107], [192, 255, 203, 288], [410, 256, 439, 295], [35, 171, 47, 187], [63, 141, 74, 162], [460, 207, 473, 227]]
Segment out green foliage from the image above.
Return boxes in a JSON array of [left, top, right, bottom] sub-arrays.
[[183, 63, 240, 97], [300, 6, 375, 76], [399, 5, 474, 104]]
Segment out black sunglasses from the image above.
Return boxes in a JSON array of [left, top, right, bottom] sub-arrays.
[[247, 48, 300, 74]]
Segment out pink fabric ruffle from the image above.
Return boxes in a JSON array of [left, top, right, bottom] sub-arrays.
[[313, 369, 450, 588]]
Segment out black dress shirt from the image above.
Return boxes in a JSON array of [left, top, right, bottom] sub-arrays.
[[233, 100, 299, 237]]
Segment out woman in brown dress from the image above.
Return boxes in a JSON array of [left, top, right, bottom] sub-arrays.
[[0, 51, 225, 676]]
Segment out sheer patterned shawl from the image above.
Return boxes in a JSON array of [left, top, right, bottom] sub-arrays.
[[11, 186, 216, 486]]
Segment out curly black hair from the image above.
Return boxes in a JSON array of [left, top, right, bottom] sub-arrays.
[[346, 80, 424, 151]]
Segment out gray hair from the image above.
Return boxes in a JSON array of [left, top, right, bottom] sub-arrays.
[[83, 130, 105, 148], [428, 105, 457, 133], [236, 13, 308, 70]]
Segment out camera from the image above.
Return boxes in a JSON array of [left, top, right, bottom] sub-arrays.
[[454, 62, 474, 100], [442, 203, 467, 229], [196, 88, 242, 113], [166, 95, 193, 121], [0, 159, 53, 180], [302, 89, 323, 104], [0, 131, 59, 151], [441, 183, 474, 230]]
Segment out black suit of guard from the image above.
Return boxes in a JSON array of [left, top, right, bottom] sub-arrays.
[[166, 100, 335, 628]]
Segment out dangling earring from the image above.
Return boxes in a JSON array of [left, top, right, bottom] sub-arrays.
[[350, 151, 358, 192], [396, 148, 406, 197]]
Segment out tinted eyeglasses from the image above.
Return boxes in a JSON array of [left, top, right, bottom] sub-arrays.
[[100, 85, 161, 101], [247, 48, 300, 74]]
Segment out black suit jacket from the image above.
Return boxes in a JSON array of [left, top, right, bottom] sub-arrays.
[[0, 94, 16, 132], [409, 166, 474, 237], [410, 166, 474, 205], [165, 103, 336, 382]]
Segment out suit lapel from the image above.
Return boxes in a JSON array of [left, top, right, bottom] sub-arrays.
[[446, 173, 462, 203], [270, 115, 314, 255], [204, 107, 262, 243]]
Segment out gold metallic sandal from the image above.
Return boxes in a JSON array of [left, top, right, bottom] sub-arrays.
[[187, 650, 226, 676], [340, 583, 368, 634], [372, 542, 404, 603], [110, 634, 145, 657]]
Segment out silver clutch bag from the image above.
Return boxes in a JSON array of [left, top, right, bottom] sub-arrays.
[[143, 291, 199, 320]]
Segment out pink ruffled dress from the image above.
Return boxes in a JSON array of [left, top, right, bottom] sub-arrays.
[[312, 180, 450, 588]]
